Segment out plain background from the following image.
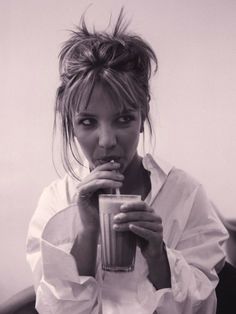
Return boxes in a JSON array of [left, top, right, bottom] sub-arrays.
[[0, 0, 235, 303]]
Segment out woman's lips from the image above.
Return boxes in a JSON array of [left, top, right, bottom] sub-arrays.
[[94, 157, 121, 166]]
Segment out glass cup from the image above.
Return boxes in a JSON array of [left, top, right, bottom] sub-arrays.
[[99, 194, 141, 272]]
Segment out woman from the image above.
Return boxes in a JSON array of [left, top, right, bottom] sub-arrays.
[[26, 10, 228, 314]]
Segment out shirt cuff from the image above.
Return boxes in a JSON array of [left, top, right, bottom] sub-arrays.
[[137, 247, 217, 313]]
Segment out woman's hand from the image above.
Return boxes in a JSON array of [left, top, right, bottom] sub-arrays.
[[113, 201, 171, 289], [76, 161, 124, 231], [113, 201, 164, 260]]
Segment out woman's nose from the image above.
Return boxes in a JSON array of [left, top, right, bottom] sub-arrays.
[[98, 125, 117, 149]]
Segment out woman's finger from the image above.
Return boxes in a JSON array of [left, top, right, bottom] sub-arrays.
[[129, 224, 160, 242], [91, 170, 124, 182], [128, 224, 155, 241], [113, 211, 161, 224], [92, 161, 121, 172], [120, 201, 153, 212], [77, 179, 123, 197], [113, 221, 162, 232], [79, 165, 124, 187]]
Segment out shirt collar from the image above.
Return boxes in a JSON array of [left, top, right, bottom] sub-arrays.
[[142, 153, 173, 176], [142, 153, 173, 204]]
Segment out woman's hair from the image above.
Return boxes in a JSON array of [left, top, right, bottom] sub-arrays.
[[54, 8, 158, 179]]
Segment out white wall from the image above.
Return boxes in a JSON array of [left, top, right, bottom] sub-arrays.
[[1, 0, 236, 303]]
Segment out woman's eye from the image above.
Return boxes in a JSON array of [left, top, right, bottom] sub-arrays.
[[78, 118, 96, 127], [117, 115, 134, 124]]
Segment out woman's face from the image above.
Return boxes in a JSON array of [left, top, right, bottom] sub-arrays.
[[73, 82, 143, 173]]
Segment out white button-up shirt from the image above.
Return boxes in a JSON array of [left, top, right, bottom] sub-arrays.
[[26, 154, 228, 313]]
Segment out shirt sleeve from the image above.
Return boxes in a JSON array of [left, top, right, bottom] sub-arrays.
[[136, 185, 228, 314], [26, 186, 101, 314]]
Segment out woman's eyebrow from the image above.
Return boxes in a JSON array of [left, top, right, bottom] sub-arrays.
[[116, 108, 137, 115], [75, 112, 97, 118], [74, 108, 137, 119], [121, 108, 136, 113], [76, 108, 136, 114]]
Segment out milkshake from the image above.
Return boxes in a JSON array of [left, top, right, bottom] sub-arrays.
[[99, 194, 141, 272]]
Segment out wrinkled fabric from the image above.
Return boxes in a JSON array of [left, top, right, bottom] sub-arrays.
[[26, 154, 228, 313]]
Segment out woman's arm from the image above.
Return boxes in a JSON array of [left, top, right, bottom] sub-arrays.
[[71, 161, 123, 277], [27, 162, 123, 313], [113, 185, 228, 313], [26, 188, 100, 314], [145, 243, 171, 290], [71, 228, 99, 277]]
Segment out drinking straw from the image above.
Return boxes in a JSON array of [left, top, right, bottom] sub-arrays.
[[115, 187, 121, 195], [111, 160, 121, 195]]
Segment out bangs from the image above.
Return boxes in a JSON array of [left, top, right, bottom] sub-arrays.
[[102, 70, 142, 112], [67, 70, 97, 116], [69, 69, 144, 117]]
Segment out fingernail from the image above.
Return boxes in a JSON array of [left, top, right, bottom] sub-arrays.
[[114, 213, 125, 221], [120, 204, 128, 211], [117, 174, 124, 179]]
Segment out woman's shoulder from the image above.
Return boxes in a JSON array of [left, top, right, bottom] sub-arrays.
[[44, 172, 77, 194], [146, 154, 200, 186], [28, 172, 82, 234], [27, 173, 81, 246], [35, 165, 87, 214], [146, 154, 201, 196], [169, 167, 201, 190], [39, 172, 80, 209]]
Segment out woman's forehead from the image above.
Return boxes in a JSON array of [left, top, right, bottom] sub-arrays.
[[76, 81, 138, 113], [77, 101, 138, 116]]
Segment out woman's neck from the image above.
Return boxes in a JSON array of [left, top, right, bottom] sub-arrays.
[[120, 154, 151, 200]]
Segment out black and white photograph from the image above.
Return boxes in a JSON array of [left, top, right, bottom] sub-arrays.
[[1, 1, 236, 313]]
